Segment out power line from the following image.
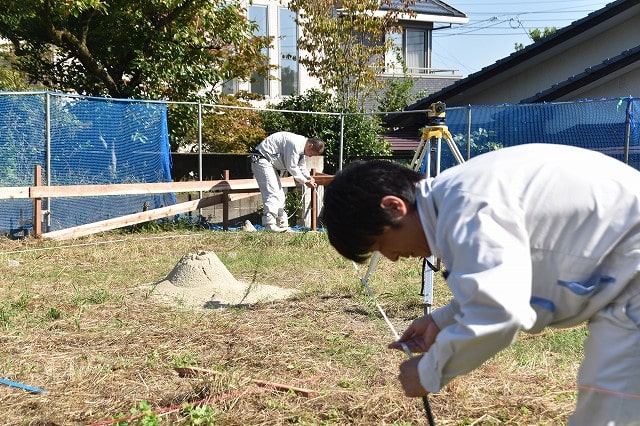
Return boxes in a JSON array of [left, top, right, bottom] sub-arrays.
[[434, 2, 610, 37], [430, 0, 611, 74]]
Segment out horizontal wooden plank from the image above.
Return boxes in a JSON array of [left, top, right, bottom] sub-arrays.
[[251, 379, 318, 398], [0, 187, 30, 199], [174, 367, 318, 398], [2, 175, 332, 200], [313, 174, 333, 186], [29, 178, 296, 199], [41, 193, 224, 241], [228, 192, 260, 202]]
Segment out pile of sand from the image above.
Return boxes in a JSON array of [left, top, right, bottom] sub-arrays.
[[148, 251, 297, 309]]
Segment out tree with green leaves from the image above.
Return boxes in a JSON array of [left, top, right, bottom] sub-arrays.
[[0, 45, 36, 91], [0, 0, 270, 101], [515, 27, 557, 51], [0, 0, 272, 149], [287, 0, 411, 111], [201, 94, 266, 153]]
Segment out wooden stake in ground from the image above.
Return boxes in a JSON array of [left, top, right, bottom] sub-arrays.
[[174, 366, 318, 398]]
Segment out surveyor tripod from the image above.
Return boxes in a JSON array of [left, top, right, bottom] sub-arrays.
[[364, 102, 465, 315], [411, 101, 465, 180], [412, 102, 465, 316], [356, 102, 465, 426]]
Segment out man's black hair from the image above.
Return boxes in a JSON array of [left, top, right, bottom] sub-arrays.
[[322, 160, 423, 263]]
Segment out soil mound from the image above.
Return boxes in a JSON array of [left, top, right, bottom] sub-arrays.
[[148, 251, 296, 309]]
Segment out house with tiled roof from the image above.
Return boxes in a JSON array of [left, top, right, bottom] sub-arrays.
[[226, 0, 468, 103], [385, 0, 640, 150]]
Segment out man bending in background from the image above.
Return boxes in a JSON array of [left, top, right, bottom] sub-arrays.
[[251, 132, 324, 232]]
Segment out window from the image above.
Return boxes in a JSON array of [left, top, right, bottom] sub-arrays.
[[279, 8, 298, 96], [385, 28, 431, 74], [406, 29, 427, 73], [249, 5, 269, 96], [221, 79, 237, 95]]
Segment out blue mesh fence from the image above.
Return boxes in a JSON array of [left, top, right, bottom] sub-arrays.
[[0, 92, 175, 236], [2, 93, 640, 237], [433, 97, 640, 172], [0, 94, 46, 236]]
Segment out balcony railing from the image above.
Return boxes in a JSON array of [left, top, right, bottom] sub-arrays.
[[378, 66, 460, 76]]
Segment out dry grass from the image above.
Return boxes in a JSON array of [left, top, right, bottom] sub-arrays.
[[0, 230, 583, 425]]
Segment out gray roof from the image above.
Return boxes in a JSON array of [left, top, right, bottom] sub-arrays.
[[521, 45, 640, 103], [380, 0, 467, 19]]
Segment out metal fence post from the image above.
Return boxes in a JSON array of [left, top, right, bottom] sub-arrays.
[[624, 97, 632, 165], [223, 169, 229, 230], [466, 104, 472, 160], [338, 112, 345, 170], [44, 92, 51, 232], [198, 102, 203, 215], [33, 165, 42, 237]]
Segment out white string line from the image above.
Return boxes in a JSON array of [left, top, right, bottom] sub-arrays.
[[353, 259, 414, 359], [0, 233, 203, 256]]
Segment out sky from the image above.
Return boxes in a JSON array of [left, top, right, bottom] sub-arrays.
[[430, 0, 614, 76]]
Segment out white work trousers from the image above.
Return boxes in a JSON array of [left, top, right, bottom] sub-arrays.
[[569, 274, 640, 425], [251, 158, 286, 225]]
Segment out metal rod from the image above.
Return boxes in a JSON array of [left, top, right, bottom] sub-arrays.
[[44, 92, 52, 232], [466, 104, 472, 160], [197, 102, 203, 216], [624, 97, 632, 165], [354, 258, 436, 426], [338, 113, 345, 170]]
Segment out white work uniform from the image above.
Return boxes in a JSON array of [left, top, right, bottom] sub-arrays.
[[416, 144, 640, 425], [251, 132, 311, 226]]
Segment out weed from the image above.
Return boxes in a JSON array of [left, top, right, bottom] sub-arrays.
[[145, 349, 160, 367], [0, 306, 15, 329], [11, 293, 30, 310], [115, 400, 160, 426], [265, 399, 286, 410], [87, 288, 112, 304], [322, 407, 341, 421], [182, 403, 218, 425], [172, 352, 198, 368], [45, 307, 62, 321]]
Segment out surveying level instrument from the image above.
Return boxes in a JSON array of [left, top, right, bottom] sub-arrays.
[[411, 102, 465, 176], [427, 101, 447, 125]]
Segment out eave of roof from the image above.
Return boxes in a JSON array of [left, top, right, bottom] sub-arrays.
[[379, 0, 468, 23], [521, 45, 640, 103]]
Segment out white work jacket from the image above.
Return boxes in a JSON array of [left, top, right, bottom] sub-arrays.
[[256, 131, 310, 185], [416, 143, 640, 392]]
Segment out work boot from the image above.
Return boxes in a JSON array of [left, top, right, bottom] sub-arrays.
[[277, 217, 290, 230], [262, 214, 287, 233], [242, 220, 256, 232], [277, 209, 290, 230], [264, 223, 288, 233]]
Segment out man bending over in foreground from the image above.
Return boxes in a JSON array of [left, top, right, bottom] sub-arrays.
[[322, 144, 640, 425]]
